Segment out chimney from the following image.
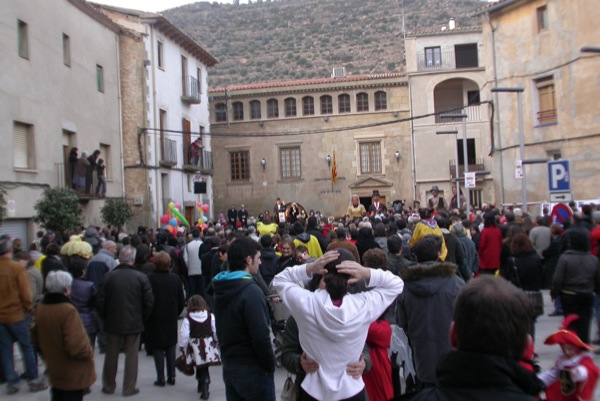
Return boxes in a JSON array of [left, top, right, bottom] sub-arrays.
[[449, 18, 456, 30]]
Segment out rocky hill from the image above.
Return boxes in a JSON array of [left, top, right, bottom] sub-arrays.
[[163, 0, 487, 87]]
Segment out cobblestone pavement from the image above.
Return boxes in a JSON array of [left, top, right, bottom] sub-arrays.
[[6, 290, 600, 400]]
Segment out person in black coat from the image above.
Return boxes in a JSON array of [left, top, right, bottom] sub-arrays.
[[356, 226, 381, 262], [68, 147, 78, 190], [305, 216, 328, 254], [258, 235, 279, 286], [399, 276, 543, 401], [96, 245, 154, 396], [41, 242, 66, 288], [146, 252, 185, 387], [85, 150, 100, 195]]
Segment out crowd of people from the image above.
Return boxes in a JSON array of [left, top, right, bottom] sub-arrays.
[[1, 192, 600, 401]]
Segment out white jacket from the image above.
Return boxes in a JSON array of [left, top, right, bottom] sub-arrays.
[[273, 264, 403, 401]]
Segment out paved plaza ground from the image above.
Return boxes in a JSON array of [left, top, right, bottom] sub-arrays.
[[6, 290, 600, 400]]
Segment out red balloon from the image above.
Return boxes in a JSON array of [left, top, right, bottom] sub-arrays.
[[160, 215, 170, 225]]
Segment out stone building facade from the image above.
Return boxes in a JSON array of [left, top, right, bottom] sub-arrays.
[[404, 25, 495, 211], [476, 0, 600, 210], [209, 72, 411, 218]]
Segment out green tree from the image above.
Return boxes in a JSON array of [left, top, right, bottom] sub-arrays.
[[100, 198, 132, 229], [33, 188, 82, 232]]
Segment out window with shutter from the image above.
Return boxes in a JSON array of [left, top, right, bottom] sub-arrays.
[[13, 122, 31, 169]]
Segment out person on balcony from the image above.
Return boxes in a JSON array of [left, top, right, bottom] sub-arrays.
[[191, 138, 203, 166], [95, 159, 106, 197], [86, 150, 100, 195], [74, 151, 89, 195], [68, 147, 78, 190]]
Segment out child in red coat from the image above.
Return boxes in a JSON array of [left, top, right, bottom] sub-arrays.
[[363, 318, 394, 401], [539, 315, 600, 401]]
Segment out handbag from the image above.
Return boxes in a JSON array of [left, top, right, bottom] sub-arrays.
[[511, 257, 544, 317], [280, 373, 300, 401], [175, 349, 195, 376], [525, 290, 544, 317]]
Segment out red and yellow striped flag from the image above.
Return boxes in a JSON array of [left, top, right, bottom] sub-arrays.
[[331, 151, 338, 184]]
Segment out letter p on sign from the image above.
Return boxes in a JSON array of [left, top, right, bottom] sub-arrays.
[[547, 160, 570, 192]]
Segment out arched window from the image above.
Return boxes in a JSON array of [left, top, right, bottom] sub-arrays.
[[232, 102, 244, 121], [375, 91, 387, 111], [356, 92, 369, 112], [338, 94, 351, 113], [302, 96, 315, 116], [284, 98, 297, 117], [267, 99, 279, 118], [215, 102, 227, 122], [250, 100, 261, 119], [320, 95, 333, 114]]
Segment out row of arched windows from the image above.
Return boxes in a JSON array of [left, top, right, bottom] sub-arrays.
[[214, 91, 388, 122]]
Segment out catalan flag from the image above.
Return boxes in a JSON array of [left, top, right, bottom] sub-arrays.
[[331, 151, 338, 184]]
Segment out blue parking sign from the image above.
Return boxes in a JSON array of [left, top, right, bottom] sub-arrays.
[[547, 160, 570, 192]]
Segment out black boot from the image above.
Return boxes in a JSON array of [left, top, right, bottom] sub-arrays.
[[200, 380, 209, 400]]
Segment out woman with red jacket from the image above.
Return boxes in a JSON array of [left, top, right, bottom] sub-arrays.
[[478, 213, 503, 275]]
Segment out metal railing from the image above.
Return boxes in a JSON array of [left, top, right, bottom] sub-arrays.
[[55, 162, 100, 197], [537, 109, 557, 125], [184, 149, 213, 174], [161, 138, 177, 165], [449, 158, 485, 179], [417, 50, 479, 72], [181, 75, 201, 103], [435, 104, 482, 123]]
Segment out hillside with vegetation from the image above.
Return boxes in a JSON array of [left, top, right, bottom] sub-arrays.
[[163, 0, 486, 87]]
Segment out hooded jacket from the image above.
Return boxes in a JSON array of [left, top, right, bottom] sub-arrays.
[[273, 264, 403, 400], [397, 262, 465, 384], [212, 271, 275, 372], [259, 247, 279, 286], [410, 219, 448, 261], [293, 233, 323, 258]]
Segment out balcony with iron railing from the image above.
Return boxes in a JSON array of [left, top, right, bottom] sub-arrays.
[[160, 138, 177, 167], [183, 148, 213, 175], [449, 158, 485, 179], [434, 104, 482, 123], [181, 76, 201, 104], [417, 50, 479, 72], [55, 163, 104, 201]]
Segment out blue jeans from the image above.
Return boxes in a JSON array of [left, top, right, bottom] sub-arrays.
[[0, 315, 39, 385], [222, 363, 275, 401]]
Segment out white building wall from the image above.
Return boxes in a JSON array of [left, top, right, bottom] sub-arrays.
[[145, 25, 213, 224], [0, 0, 124, 236]]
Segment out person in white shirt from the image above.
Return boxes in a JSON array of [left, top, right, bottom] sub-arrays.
[[183, 229, 204, 299], [272, 249, 403, 401]]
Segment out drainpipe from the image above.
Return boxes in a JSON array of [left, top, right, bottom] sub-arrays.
[[149, 24, 160, 227], [115, 35, 126, 198]]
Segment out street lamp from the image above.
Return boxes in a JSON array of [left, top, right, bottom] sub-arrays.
[[436, 129, 460, 206], [439, 114, 469, 214], [491, 87, 526, 212]]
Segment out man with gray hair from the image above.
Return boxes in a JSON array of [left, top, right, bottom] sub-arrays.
[[96, 245, 154, 397], [0, 238, 47, 395]]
